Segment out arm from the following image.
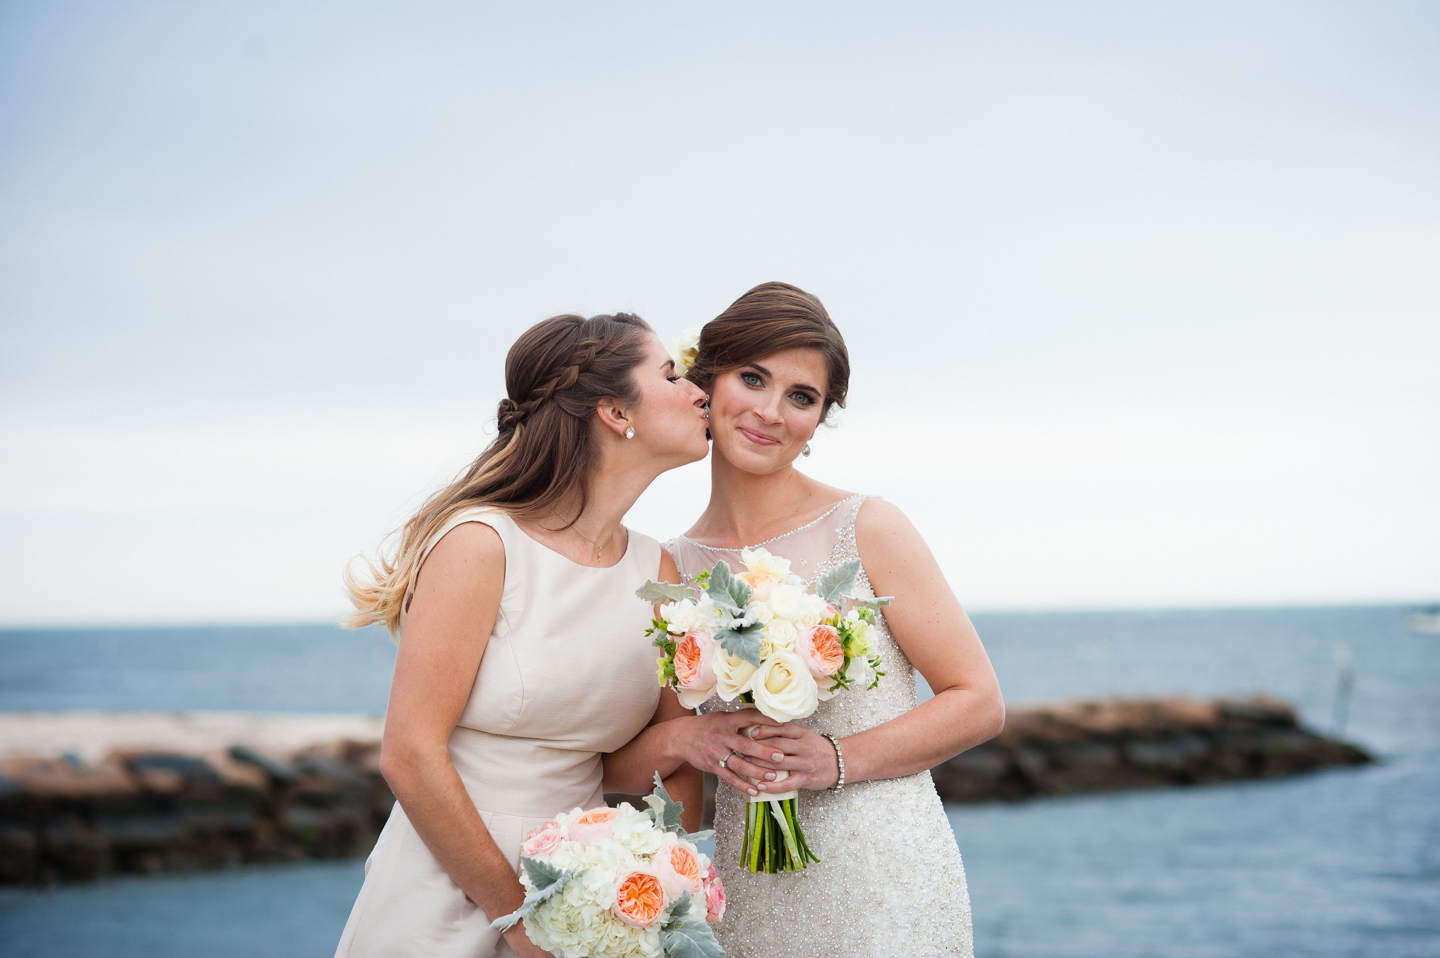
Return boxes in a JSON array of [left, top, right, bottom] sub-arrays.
[[601, 548, 788, 806], [603, 688, 707, 833], [377, 522, 551, 958], [751, 498, 1005, 792]]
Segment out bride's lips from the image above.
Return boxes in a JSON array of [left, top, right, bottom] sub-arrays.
[[738, 426, 780, 447]]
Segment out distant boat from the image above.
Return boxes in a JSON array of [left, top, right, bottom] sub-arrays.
[[1406, 606, 1440, 634]]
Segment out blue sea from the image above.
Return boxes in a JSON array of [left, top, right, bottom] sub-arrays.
[[1, 606, 1436, 958]]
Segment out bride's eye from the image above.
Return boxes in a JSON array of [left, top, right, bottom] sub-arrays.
[[790, 392, 815, 406], [741, 372, 762, 387]]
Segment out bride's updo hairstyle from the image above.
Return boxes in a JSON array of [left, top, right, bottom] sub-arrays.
[[346, 312, 653, 636], [687, 281, 850, 422]]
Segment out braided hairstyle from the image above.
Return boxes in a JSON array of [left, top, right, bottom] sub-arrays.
[[346, 312, 653, 636]]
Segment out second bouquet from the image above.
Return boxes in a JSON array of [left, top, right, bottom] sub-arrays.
[[638, 547, 888, 873]]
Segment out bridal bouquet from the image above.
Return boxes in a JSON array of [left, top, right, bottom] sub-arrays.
[[492, 775, 725, 958], [638, 547, 889, 873]]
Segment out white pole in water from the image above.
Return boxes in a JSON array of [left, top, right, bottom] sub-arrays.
[[1331, 643, 1355, 736]]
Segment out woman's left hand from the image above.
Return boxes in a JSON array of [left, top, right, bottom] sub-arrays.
[[748, 724, 841, 793]]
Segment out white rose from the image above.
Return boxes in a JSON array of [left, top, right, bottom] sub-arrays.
[[669, 326, 701, 375], [841, 655, 875, 690], [696, 593, 725, 630], [661, 598, 701, 634], [739, 546, 792, 579], [713, 649, 758, 701], [760, 617, 798, 656], [750, 650, 819, 722], [795, 593, 829, 627], [765, 584, 807, 622], [748, 601, 775, 626]]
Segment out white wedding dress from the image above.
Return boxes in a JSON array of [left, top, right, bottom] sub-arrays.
[[668, 495, 974, 957]]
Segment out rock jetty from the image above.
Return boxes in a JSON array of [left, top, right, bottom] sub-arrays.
[[0, 697, 1371, 885], [0, 713, 389, 886], [930, 694, 1372, 804]]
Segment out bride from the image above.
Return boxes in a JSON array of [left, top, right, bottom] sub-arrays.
[[614, 282, 1005, 957]]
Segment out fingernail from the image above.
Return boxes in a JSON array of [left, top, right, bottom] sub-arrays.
[[765, 772, 775, 781], [758, 783, 767, 790], [750, 728, 760, 738], [773, 753, 784, 761], [748, 787, 757, 795]]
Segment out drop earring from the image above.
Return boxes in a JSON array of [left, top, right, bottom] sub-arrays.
[[802, 443, 812, 457], [625, 426, 635, 439]]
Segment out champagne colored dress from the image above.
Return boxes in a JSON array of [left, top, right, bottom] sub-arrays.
[[336, 509, 663, 958], [668, 495, 974, 957]]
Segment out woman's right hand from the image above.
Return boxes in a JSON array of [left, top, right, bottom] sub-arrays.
[[674, 710, 789, 796]]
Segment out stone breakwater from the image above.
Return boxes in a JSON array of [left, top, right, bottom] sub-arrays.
[[0, 713, 389, 886], [0, 697, 1371, 885], [930, 695, 1373, 804]]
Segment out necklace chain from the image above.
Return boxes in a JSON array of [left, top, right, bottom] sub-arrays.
[[572, 525, 606, 563]]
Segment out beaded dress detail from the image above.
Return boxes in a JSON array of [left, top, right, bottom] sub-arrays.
[[667, 496, 973, 957]]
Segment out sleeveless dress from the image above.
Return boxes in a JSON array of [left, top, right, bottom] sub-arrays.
[[336, 509, 663, 958], [668, 495, 974, 958]]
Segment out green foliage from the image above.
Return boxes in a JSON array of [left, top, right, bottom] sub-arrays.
[[704, 561, 752, 614], [489, 859, 577, 930], [816, 559, 862, 604], [635, 580, 695, 605], [867, 654, 886, 690], [645, 772, 715, 843], [661, 911, 724, 958], [716, 624, 762, 667]]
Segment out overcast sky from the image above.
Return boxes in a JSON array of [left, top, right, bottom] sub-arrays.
[[2, 1, 1436, 626]]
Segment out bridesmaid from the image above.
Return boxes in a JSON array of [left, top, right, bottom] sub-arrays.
[[336, 312, 714, 958]]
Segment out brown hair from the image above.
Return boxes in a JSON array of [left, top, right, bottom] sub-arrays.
[[345, 312, 653, 636], [687, 282, 850, 420]]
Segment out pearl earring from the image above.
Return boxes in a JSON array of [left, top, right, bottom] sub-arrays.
[[625, 426, 635, 439], [802, 443, 811, 457]]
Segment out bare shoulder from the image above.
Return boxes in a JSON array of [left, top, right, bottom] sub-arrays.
[[657, 546, 680, 584], [413, 519, 505, 592], [854, 497, 922, 544]]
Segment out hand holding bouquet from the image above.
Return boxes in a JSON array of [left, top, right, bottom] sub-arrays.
[[638, 547, 890, 873], [492, 775, 725, 958]]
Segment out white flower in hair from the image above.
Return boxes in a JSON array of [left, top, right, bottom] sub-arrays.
[[669, 326, 702, 375]]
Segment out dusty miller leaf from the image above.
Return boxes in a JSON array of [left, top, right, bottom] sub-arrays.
[[816, 559, 862, 604], [522, 857, 564, 890], [644, 772, 714, 843], [662, 915, 725, 958], [635, 580, 695, 605], [644, 771, 684, 832], [848, 594, 892, 611], [717, 624, 762, 667], [705, 561, 752, 614], [490, 860, 577, 930]]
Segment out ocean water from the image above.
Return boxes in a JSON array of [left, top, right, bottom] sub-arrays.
[[0, 606, 1436, 958]]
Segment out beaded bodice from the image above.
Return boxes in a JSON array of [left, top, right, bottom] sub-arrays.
[[668, 495, 917, 738], [666, 494, 973, 957]]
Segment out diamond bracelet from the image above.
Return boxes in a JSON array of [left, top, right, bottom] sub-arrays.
[[822, 733, 845, 793]]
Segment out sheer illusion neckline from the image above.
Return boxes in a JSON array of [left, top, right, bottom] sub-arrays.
[[677, 494, 864, 552]]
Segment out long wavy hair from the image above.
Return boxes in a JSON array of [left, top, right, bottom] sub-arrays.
[[345, 312, 653, 636], [687, 281, 850, 421]]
